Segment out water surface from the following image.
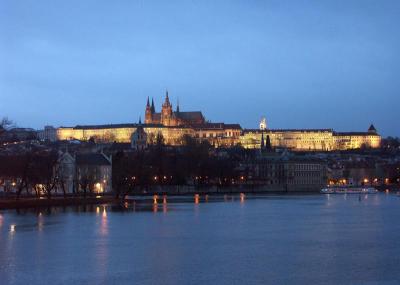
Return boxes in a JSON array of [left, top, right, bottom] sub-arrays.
[[1, 193, 400, 285]]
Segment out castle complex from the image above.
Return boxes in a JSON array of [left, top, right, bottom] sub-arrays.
[[56, 92, 381, 151]]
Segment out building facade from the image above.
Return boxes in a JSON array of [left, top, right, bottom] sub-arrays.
[[55, 93, 381, 151], [240, 124, 381, 151]]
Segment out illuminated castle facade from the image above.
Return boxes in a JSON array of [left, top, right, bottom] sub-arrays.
[[56, 92, 381, 151], [240, 122, 381, 151], [57, 92, 241, 147]]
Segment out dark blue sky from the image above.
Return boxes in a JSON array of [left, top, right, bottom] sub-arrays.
[[1, 0, 399, 136]]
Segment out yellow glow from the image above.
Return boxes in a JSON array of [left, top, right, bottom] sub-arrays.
[[194, 194, 200, 204], [364, 178, 369, 184], [153, 195, 158, 204], [96, 207, 100, 214], [102, 208, 107, 218]]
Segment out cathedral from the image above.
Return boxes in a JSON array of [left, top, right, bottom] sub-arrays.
[[145, 91, 206, 126]]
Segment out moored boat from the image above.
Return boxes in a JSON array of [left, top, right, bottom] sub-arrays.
[[320, 187, 378, 194]]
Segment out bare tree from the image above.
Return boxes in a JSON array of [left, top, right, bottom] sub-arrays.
[[0, 117, 15, 131]]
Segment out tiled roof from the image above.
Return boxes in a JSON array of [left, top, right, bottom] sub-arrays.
[[333, 132, 379, 136], [76, 153, 111, 165]]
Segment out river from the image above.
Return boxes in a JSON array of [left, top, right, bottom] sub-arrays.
[[1, 193, 400, 285]]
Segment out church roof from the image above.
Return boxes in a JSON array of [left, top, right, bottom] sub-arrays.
[[76, 153, 111, 165], [193, 123, 242, 130], [175, 111, 204, 121], [333, 132, 379, 136]]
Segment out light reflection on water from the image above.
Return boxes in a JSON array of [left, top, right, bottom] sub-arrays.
[[0, 193, 400, 285]]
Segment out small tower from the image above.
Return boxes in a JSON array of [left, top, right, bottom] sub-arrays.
[[176, 97, 180, 113], [260, 117, 267, 130], [368, 124, 377, 134], [131, 117, 148, 151], [145, 97, 152, 124]]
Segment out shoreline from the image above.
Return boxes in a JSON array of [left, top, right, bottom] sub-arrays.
[[0, 185, 398, 210]]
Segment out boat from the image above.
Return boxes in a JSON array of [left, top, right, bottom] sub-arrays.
[[320, 187, 378, 194]]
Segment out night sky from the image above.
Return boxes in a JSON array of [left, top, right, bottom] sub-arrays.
[[1, 0, 399, 136]]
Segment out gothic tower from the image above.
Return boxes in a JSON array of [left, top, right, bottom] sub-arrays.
[[145, 97, 152, 124], [161, 90, 173, 126]]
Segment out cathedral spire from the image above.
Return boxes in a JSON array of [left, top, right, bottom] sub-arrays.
[[165, 89, 170, 105], [176, 97, 180, 112], [138, 116, 142, 125], [146, 96, 150, 108], [151, 98, 155, 113]]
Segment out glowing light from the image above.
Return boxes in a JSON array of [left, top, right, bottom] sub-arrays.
[[385, 178, 389, 184], [240, 193, 245, 203], [10, 224, 16, 232], [240, 176, 244, 181], [194, 194, 200, 204], [153, 195, 158, 204], [163, 195, 167, 204], [96, 195, 101, 199], [96, 207, 100, 214], [363, 178, 369, 184], [11, 182, 16, 186], [385, 189, 390, 194], [102, 208, 107, 218], [154, 176, 158, 181], [373, 178, 378, 183]]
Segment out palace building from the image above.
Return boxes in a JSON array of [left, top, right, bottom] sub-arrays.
[[240, 123, 381, 151], [55, 92, 381, 151], [57, 92, 242, 147]]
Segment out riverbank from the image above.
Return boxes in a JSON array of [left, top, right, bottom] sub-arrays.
[[0, 196, 118, 210], [1, 184, 398, 210]]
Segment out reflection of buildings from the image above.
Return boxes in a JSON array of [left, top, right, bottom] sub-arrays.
[[55, 92, 381, 151]]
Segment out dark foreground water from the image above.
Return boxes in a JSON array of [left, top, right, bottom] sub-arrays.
[[1, 193, 400, 285]]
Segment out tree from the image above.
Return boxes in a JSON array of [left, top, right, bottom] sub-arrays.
[[0, 117, 14, 131], [30, 151, 59, 199]]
